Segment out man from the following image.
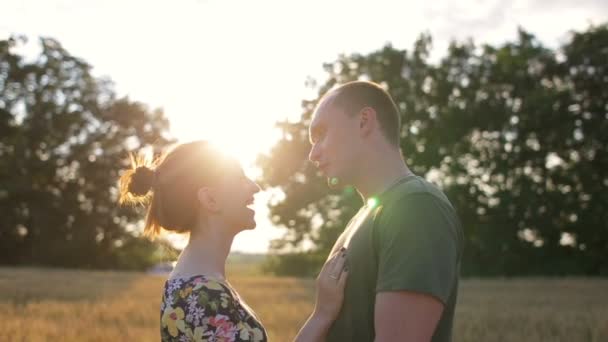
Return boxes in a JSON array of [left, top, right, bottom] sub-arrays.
[[308, 81, 464, 342]]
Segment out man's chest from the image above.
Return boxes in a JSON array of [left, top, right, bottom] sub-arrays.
[[326, 207, 381, 342], [330, 207, 380, 278], [331, 207, 372, 250]]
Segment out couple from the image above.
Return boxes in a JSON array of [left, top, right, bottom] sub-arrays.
[[119, 81, 464, 342]]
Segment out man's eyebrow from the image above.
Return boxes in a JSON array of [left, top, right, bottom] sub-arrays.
[[309, 123, 323, 143]]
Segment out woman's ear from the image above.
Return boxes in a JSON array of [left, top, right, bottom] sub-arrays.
[[197, 187, 220, 213]]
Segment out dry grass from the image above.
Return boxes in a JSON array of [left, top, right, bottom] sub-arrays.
[[455, 278, 608, 341], [0, 267, 606, 341]]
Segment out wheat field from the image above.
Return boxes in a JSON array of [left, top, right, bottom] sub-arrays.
[[0, 266, 606, 341]]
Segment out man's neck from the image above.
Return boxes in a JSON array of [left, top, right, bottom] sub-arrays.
[[354, 149, 413, 200]]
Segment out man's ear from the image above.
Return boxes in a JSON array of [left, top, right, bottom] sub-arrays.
[[359, 106, 377, 138], [197, 187, 220, 213]]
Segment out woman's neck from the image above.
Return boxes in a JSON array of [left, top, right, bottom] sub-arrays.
[[172, 221, 234, 280]]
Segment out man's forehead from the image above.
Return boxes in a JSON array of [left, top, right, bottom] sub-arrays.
[[311, 92, 339, 126]]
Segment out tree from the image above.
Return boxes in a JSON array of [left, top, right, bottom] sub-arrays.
[[0, 36, 176, 269], [258, 24, 608, 276]]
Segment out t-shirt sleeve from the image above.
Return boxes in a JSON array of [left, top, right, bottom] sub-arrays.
[[375, 193, 459, 305]]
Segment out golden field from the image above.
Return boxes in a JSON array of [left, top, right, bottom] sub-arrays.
[[0, 266, 607, 341]]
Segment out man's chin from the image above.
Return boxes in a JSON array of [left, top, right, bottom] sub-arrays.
[[327, 176, 342, 190]]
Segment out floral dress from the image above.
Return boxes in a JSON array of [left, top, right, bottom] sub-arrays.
[[160, 275, 267, 342]]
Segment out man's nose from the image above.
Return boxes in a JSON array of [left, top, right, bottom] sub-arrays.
[[309, 144, 321, 164]]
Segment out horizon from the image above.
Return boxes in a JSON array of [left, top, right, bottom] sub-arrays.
[[3, 0, 606, 253]]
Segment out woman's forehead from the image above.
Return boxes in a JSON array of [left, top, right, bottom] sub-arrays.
[[218, 157, 242, 175]]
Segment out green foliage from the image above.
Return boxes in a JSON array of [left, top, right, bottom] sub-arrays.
[[113, 237, 179, 270], [0, 36, 174, 269], [262, 252, 327, 277], [258, 24, 608, 276]]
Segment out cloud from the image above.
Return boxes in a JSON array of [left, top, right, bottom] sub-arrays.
[[410, 0, 606, 61]]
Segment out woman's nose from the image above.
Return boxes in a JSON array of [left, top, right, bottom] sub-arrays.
[[251, 180, 262, 194]]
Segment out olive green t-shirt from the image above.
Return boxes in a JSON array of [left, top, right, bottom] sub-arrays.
[[326, 175, 464, 342]]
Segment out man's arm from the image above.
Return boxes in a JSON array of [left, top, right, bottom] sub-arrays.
[[373, 193, 460, 342], [374, 291, 444, 342]]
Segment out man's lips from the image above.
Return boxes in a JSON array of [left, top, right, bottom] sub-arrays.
[[317, 162, 329, 173]]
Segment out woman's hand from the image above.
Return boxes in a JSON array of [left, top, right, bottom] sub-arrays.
[[294, 247, 349, 342], [312, 247, 349, 324]]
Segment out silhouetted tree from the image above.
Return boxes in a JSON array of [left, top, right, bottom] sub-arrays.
[[258, 24, 608, 276], [0, 36, 176, 269]]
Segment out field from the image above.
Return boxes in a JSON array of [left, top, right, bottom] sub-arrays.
[[1, 264, 607, 341]]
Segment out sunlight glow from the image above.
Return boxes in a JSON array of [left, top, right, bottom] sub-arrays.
[[367, 197, 379, 208], [3, 0, 603, 253]]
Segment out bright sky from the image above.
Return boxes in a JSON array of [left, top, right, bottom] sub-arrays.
[[2, 0, 606, 253]]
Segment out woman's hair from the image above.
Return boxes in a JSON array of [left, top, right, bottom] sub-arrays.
[[119, 140, 232, 238]]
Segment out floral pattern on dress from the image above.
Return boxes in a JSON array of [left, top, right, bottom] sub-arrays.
[[161, 275, 267, 342]]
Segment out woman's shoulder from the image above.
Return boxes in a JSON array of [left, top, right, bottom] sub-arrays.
[[163, 275, 233, 306], [161, 276, 236, 338], [165, 274, 230, 292], [160, 275, 266, 341]]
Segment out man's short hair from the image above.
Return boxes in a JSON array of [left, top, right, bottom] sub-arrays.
[[326, 81, 401, 146]]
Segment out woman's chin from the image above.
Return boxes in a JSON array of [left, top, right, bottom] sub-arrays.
[[242, 215, 257, 230], [235, 208, 256, 230]]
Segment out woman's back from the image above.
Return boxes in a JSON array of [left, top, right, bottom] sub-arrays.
[[161, 275, 267, 341]]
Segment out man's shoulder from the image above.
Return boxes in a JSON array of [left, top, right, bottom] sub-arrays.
[[374, 177, 462, 237], [375, 177, 463, 249], [383, 176, 454, 211], [377, 191, 443, 224]]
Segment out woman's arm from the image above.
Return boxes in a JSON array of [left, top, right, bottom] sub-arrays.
[[294, 248, 349, 342], [294, 312, 335, 342]]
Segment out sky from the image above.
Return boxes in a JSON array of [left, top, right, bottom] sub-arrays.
[[2, 0, 606, 253]]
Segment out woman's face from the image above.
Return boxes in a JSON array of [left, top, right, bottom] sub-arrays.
[[212, 164, 261, 232]]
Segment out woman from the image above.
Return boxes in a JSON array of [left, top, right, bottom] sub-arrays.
[[119, 140, 348, 342]]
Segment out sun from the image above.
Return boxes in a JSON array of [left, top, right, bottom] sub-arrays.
[[161, 82, 292, 253], [168, 95, 283, 171], [207, 133, 260, 168]]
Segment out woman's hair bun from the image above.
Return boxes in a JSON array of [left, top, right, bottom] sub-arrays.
[[128, 166, 155, 196]]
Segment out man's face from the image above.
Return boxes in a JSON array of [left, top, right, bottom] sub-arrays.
[[308, 95, 362, 186]]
